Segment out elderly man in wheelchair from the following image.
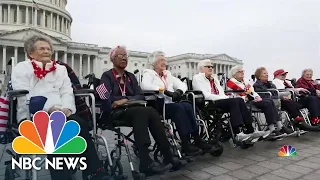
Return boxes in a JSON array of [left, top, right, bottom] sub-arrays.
[[10, 35, 112, 180], [192, 60, 270, 146], [99, 46, 185, 177]]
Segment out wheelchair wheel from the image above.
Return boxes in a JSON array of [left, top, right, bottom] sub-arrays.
[[4, 165, 15, 180], [104, 150, 124, 177], [209, 141, 224, 157]]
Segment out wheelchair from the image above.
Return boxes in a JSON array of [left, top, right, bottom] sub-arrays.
[[181, 77, 256, 149], [85, 74, 185, 175]]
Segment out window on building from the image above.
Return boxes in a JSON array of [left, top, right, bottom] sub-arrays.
[[142, 64, 145, 67], [174, 66, 176, 70], [134, 63, 137, 66], [170, 67, 172, 70], [179, 66, 180, 68], [104, 61, 108, 64]]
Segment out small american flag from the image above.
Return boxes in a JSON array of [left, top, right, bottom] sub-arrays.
[[33, 0, 40, 10], [96, 83, 110, 100]]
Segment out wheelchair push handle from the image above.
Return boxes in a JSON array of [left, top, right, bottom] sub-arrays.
[[74, 89, 96, 94], [8, 89, 29, 97]]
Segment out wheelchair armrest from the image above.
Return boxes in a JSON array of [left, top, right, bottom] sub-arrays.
[[224, 89, 245, 93], [255, 91, 272, 98], [74, 89, 95, 95], [142, 90, 159, 96], [185, 90, 203, 95], [115, 100, 147, 109], [8, 90, 29, 97]]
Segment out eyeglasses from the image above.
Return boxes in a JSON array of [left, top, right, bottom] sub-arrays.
[[204, 66, 213, 69], [116, 54, 129, 59], [237, 70, 245, 73]]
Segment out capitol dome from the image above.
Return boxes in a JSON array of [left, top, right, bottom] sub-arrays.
[[0, 0, 72, 40]]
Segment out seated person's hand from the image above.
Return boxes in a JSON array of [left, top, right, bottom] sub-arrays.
[[172, 89, 183, 102], [48, 106, 61, 114], [62, 108, 72, 117], [254, 96, 262, 102], [112, 99, 129, 108], [282, 96, 290, 100], [316, 90, 320, 97], [300, 88, 310, 94]]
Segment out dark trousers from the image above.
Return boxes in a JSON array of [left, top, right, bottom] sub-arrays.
[[299, 96, 320, 118], [165, 102, 198, 137], [209, 98, 254, 134], [281, 99, 302, 118], [113, 106, 172, 169], [252, 98, 280, 125], [48, 114, 101, 179]]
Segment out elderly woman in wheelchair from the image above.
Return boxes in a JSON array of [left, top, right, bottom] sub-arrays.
[[141, 51, 213, 156], [11, 35, 112, 180], [100, 46, 185, 176], [192, 60, 270, 145], [296, 69, 320, 125], [253, 67, 303, 136], [272, 69, 320, 130]]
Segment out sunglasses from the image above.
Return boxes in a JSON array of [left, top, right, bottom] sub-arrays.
[[204, 66, 213, 69]]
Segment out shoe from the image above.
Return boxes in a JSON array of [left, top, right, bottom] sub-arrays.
[[195, 139, 213, 151], [251, 130, 271, 139], [87, 168, 116, 180], [140, 162, 172, 176], [235, 132, 251, 142], [182, 144, 203, 156], [280, 127, 295, 136], [297, 121, 320, 131], [163, 157, 187, 171], [312, 117, 320, 125], [268, 130, 287, 139], [295, 116, 304, 122]]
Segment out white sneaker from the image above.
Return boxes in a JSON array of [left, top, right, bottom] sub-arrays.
[[235, 132, 251, 142], [252, 130, 272, 139]]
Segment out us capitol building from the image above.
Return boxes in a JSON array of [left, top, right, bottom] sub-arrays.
[[0, 0, 243, 85]]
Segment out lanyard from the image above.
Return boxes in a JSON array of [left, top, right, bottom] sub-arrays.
[[210, 80, 219, 94], [158, 73, 168, 89], [112, 69, 126, 96]]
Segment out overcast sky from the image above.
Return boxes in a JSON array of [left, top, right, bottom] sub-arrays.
[[67, 0, 320, 79]]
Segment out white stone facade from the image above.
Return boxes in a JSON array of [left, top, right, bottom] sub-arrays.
[[0, 0, 243, 85]]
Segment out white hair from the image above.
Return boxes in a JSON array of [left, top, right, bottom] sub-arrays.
[[148, 51, 165, 69], [198, 59, 213, 71], [228, 65, 243, 78], [109, 45, 127, 60], [302, 68, 313, 77]]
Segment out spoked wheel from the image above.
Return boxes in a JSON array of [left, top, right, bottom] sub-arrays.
[[104, 150, 124, 177], [4, 164, 15, 180]]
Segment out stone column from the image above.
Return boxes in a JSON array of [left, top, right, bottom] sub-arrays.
[[16, 5, 20, 24], [79, 54, 83, 79], [55, 51, 58, 60], [42, 9, 46, 27], [8, 4, 11, 23], [93, 56, 97, 73], [63, 52, 67, 63], [56, 15, 60, 31], [2, 46, 6, 73], [188, 62, 191, 78], [0, 5, 2, 23], [87, 55, 91, 74], [71, 53, 74, 70], [26, 6, 29, 24], [50, 12, 53, 29], [34, 8, 38, 26], [61, 17, 64, 33], [14, 47, 18, 66]]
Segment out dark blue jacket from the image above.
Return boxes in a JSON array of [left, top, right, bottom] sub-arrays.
[[100, 69, 145, 103]]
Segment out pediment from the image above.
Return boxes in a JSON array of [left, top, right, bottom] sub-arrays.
[[212, 54, 240, 62], [0, 28, 66, 45]]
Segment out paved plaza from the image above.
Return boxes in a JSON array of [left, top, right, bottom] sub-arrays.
[[1, 129, 320, 180]]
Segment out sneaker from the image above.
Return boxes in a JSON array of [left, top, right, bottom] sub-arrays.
[[235, 132, 251, 142], [280, 127, 295, 136], [182, 144, 202, 156], [295, 116, 304, 122], [269, 130, 287, 139], [251, 130, 272, 139]]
